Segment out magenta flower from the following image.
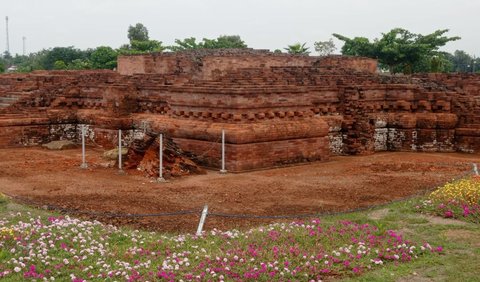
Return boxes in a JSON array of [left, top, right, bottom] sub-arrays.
[[444, 210, 454, 218]]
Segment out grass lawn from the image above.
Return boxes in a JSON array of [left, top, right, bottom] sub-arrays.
[[0, 191, 479, 281]]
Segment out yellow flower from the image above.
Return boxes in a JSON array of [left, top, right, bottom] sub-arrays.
[[429, 177, 480, 204]]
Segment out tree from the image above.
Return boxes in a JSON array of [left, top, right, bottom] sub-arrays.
[[90, 46, 117, 69], [2, 51, 12, 60], [168, 37, 201, 52], [202, 35, 247, 49], [42, 47, 89, 70], [333, 28, 460, 74], [284, 43, 310, 55], [0, 60, 4, 73], [118, 40, 165, 55], [447, 50, 473, 72], [332, 35, 375, 57], [53, 60, 67, 70], [314, 39, 336, 56], [68, 59, 92, 70], [168, 35, 248, 51], [128, 23, 149, 42]]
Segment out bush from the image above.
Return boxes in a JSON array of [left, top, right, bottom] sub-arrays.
[[417, 176, 480, 222]]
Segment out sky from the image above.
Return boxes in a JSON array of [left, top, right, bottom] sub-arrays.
[[1, 0, 479, 56]]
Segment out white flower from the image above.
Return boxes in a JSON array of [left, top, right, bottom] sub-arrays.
[[14, 267, 21, 273]]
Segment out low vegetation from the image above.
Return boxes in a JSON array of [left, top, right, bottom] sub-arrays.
[[417, 176, 480, 223], [0, 175, 479, 281]]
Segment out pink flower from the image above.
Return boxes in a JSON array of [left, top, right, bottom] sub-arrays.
[[444, 210, 454, 218]]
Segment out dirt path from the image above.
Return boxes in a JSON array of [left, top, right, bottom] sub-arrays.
[[0, 147, 478, 233]]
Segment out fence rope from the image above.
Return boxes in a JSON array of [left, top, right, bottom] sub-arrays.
[[2, 170, 473, 220]]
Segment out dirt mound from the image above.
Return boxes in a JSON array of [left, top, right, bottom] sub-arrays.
[[125, 134, 205, 179]]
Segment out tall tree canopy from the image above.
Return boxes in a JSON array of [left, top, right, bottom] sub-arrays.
[[128, 23, 149, 42], [169, 37, 201, 52], [201, 35, 247, 49], [445, 50, 478, 73], [120, 23, 165, 54], [168, 35, 247, 51], [333, 28, 460, 73], [43, 47, 91, 70], [90, 46, 118, 69]]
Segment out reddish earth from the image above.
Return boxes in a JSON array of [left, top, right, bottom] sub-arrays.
[[0, 147, 478, 233]]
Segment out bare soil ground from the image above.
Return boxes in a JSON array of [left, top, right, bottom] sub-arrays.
[[0, 147, 478, 233]]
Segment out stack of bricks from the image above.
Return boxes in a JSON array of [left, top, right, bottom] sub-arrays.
[[0, 49, 479, 172]]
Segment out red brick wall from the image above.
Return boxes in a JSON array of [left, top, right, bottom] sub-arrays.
[[173, 136, 330, 172]]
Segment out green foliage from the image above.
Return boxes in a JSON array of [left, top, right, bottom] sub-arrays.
[[169, 37, 201, 52], [202, 35, 247, 49], [127, 23, 149, 42], [314, 38, 336, 56], [168, 35, 247, 51], [333, 28, 460, 74], [333, 34, 376, 57], [53, 60, 67, 70], [90, 46, 117, 69], [2, 51, 12, 60], [284, 43, 310, 55], [118, 40, 165, 55], [68, 59, 92, 70], [43, 46, 90, 70], [0, 60, 4, 73], [445, 50, 478, 73]]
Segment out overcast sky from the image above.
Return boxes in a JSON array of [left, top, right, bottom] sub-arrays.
[[2, 0, 478, 56]]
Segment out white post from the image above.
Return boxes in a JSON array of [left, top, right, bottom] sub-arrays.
[[118, 129, 123, 172], [220, 129, 227, 174], [196, 205, 209, 236], [473, 163, 479, 176], [157, 133, 166, 183], [80, 125, 88, 169]]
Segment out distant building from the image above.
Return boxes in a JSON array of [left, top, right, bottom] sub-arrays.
[[7, 65, 17, 73]]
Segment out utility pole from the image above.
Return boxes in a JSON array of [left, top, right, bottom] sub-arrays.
[[22, 36, 26, 55], [473, 55, 476, 73], [5, 16, 9, 53]]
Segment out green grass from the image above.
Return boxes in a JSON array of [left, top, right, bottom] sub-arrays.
[[335, 200, 480, 282]]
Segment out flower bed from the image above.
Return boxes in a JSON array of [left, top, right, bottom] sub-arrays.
[[417, 176, 480, 223], [0, 212, 442, 281]]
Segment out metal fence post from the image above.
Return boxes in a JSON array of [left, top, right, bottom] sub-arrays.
[[118, 129, 123, 173], [220, 129, 227, 174], [80, 124, 88, 169], [473, 163, 479, 176], [196, 205, 209, 236], [157, 133, 166, 183]]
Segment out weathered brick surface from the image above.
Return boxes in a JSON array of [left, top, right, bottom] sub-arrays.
[[1, 50, 480, 171]]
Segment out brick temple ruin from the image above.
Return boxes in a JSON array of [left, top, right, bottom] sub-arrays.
[[0, 49, 479, 172]]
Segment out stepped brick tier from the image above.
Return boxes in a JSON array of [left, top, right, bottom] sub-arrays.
[[1, 49, 479, 172]]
